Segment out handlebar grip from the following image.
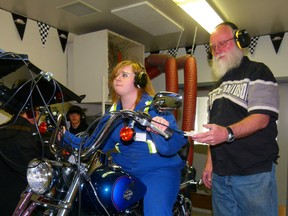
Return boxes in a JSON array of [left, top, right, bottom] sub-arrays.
[[149, 123, 172, 139], [164, 127, 174, 138]]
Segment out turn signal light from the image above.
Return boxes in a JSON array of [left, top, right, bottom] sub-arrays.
[[120, 127, 135, 141], [39, 122, 48, 134]]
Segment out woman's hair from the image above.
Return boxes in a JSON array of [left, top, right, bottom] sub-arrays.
[[109, 60, 155, 105]]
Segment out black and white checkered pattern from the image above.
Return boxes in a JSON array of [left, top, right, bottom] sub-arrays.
[[204, 43, 213, 60], [249, 36, 259, 55], [204, 43, 210, 55], [168, 48, 178, 57], [37, 22, 50, 47]]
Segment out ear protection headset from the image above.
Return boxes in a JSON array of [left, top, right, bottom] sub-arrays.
[[222, 22, 251, 49], [134, 63, 148, 89], [81, 113, 85, 119], [67, 105, 85, 120], [66, 112, 85, 121]]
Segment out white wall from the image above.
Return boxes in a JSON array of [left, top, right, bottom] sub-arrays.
[[0, 8, 74, 123]]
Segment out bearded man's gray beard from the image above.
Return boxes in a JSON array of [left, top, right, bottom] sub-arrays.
[[212, 47, 243, 79]]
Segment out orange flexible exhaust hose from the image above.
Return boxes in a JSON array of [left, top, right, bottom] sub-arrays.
[[145, 54, 170, 67], [145, 55, 179, 119], [176, 54, 190, 68], [165, 57, 178, 119], [145, 66, 161, 79], [145, 54, 197, 165], [182, 56, 197, 166], [145, 54, 167, 80]]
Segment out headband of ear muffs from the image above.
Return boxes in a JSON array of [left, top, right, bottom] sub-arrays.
[[134, 71, 148, 89], [220, 21, 251, 49]]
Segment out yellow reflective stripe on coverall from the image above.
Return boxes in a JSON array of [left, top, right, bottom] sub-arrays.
[[109, 100, 157, 153]]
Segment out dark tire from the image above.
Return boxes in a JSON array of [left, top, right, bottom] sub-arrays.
[[173, 194, 192, 216]]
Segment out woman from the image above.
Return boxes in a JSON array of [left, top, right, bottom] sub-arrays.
[[64, 60, 187, 215]]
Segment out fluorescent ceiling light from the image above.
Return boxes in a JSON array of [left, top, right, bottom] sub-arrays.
[[173, 0, 223, 33]]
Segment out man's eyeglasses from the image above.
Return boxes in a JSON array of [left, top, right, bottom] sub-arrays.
[[210, 38, 234, 53]]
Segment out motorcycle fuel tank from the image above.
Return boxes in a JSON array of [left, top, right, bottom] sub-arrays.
[[82, 165, 146, 214]]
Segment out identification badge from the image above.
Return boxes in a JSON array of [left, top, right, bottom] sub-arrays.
[[135, 132, 146, 141]]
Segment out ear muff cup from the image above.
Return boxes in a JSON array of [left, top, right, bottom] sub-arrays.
[[218, 22, 251, 49], [134, 71, 148, 89], [67, 112, 85, 121], [234, 29, 251, 49], [81, 113, 85, 119]]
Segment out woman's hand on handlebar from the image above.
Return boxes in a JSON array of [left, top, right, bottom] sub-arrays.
[[147, 116, 169, 133], [57, 126, 66, 141]]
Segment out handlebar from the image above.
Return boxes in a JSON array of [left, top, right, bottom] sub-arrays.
[[48, 108, 200, 163], [47, 91, 184, 159], [79, 109, 172, 161], [180, 179, 203, 190], [49, 109, 173, 161], [120, 110, 172, 139]]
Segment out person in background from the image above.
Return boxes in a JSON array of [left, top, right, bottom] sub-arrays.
[[67, 105, 88, 136], [192, 22, 279, 216], [63, 60, 188, 215], [0, 108, 52, 215]]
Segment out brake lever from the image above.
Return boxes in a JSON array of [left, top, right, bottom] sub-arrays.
[[135, 112, 172, 139], [120, 110, 172, 139]]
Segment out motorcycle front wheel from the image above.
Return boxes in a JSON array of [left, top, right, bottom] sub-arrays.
[[173, 194, 193, 216]]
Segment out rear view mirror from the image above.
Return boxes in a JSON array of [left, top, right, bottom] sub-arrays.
[[152, 91, 182, 111]]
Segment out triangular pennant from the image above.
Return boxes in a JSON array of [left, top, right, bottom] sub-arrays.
[[150, 50, 160, 54], [249, 36, 259, 55], [270, 32, 285, 54], [185, 46, 196, 55], [168, 47, 178, 58], [11, 13, 27, 40], [37, 22, 50, 47], [57, 29, 69, 52], [204, 44, 212, 60]]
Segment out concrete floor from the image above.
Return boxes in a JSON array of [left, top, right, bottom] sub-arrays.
[[192, 212, 212, 216], [192, 209, 213, 216]]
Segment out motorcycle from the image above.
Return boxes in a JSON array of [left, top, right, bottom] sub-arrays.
[[13, 91, 202, 216]]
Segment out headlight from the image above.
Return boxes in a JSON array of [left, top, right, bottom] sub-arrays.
[[27, 158, 54, 194]]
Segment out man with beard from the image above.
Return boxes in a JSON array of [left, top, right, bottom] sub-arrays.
[[192, 22, 279, 216]]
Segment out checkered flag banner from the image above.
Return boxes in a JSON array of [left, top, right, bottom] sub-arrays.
[[58, 29, 69, 52], [185, 46, 196, 55], [168, 48, 178, 57], [12, 13, 27, 40], [204, 43, 210, 54], [37, 22, 50, 47], [249, 36, 259, 55], [270, 32, 285, 54], [204, 43, 212, 60]]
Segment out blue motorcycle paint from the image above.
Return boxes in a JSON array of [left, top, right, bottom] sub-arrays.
[[82, 165, 146, 214]]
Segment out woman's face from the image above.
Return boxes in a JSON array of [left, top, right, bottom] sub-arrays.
[[113, 65, 137, 97]]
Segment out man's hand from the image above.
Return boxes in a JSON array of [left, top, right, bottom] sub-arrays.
[[202, 150, 213, 189], [192, 124, 228, 146]]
